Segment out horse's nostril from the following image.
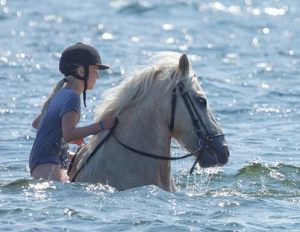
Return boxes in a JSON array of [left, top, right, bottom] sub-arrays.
[[225, 146, 230, 158]]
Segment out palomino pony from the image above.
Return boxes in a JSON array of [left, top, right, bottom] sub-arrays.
[[68, 52, 229, 191]]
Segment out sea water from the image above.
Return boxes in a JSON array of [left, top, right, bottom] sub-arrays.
[[1, 0, 300, 231]]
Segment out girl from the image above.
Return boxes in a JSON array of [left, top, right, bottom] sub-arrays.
[[29, 43, 115, 182]]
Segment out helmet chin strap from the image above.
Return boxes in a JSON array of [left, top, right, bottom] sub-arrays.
[[65, 65, 89, 107], [82, 65, 89, 107]]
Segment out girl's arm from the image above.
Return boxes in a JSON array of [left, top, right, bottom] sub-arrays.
[[32, 114, 42, 129], [62, 110, 115, 143]]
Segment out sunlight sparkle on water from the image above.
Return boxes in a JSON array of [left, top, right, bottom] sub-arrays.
[[218, 201, 240, 207], [165, 38, 175, 44], [262, 28, 270, 34], [131, 36, 141, 43], [264, 7, 286, 16], [22, 182, 56, 200], [102, 33, 114, 40], [162, 24, 174, 30], [199, 2, 241, 14]]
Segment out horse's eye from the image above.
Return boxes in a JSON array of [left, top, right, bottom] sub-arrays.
[[198, 97, 207, 105]]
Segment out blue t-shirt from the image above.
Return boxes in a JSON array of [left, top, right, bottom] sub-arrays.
[[29, 88, 81, 173]]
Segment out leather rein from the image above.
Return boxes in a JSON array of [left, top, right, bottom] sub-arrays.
[[69, 80, 224, 181]]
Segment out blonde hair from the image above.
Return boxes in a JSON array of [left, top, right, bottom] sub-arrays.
[[40, 75, 75, 114]]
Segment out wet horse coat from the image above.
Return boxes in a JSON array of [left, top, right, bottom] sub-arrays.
[[68, 53, 229, 191]]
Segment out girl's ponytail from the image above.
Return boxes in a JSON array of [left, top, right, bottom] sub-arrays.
[[40, 76, 72, 114]]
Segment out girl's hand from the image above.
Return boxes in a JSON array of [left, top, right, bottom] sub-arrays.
[[99, 114, 115, 130], [70, 138, 84, 146]]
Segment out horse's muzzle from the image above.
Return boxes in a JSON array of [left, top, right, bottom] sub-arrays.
[[214, 143, 230, 166], [199, 150, 217, 168], [199, 143, 229, 168]]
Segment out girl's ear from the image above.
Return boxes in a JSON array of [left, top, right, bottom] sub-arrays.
[[77, 66, 85, 77]]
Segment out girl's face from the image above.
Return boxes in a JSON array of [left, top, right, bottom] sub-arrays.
[[87, 65, 99, 90]]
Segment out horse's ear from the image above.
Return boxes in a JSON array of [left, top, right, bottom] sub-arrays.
[[178, 54, 190, 76]]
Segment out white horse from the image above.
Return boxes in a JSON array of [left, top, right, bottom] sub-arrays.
[[68, 52, 229, 192]]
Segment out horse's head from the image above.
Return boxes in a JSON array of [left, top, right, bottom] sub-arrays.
[[169, 54, 229, 171]]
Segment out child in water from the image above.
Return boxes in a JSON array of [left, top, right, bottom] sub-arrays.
[[29, 43, 115, 182]]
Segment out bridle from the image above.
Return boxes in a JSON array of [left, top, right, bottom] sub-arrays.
[[69, 78, 225, 181], [169, 80, 225, 174]]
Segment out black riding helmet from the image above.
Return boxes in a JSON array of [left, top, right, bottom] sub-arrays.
[[59, 42, 109, 107]]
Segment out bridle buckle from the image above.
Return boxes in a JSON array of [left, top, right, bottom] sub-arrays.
[[206, 135, 214, 142]]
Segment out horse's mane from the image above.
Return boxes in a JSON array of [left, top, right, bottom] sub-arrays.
[[95, 52, 193, 119]]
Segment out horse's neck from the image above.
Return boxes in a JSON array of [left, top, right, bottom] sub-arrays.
[[114, 95, 171, 155], [109, 96, 175, 191], [78, 81, 176, 191]]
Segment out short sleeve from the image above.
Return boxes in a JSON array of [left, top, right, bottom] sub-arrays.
[[59, 92, 81, 118]]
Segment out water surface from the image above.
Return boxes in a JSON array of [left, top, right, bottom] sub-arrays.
[[1, 0, 300, 231]]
